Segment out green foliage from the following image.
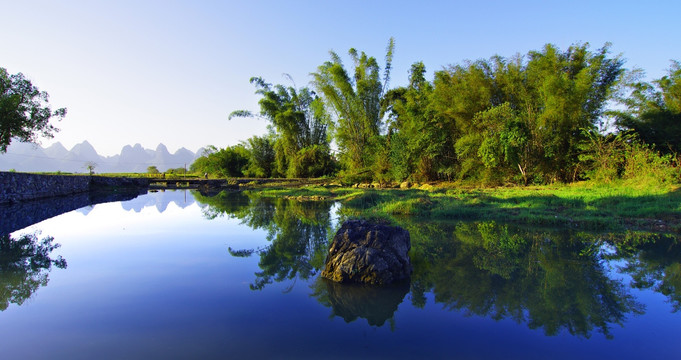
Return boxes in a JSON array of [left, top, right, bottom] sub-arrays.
[[231, 77, 333, 178], [464, 103, 531, 184], [223, 42, 678, 186], [578, 129, 632, 183], [165, 167, 187, 175], [147, 166, 160, 174], [387, 130, 410, 181], [243, 135, 275, 178], [0, 68, 67, 153], [621, 141, 679, 186], [579, 129, 680, 185], [288, 144, 335, 178], [190, 144, 249, 177], [613, 61, 681, 153], [428, 43, 624, 184], [367, 135, 391, 185], [322, 183, 681, 231], [337, 168, 373, 185], [384, 62, 447, 182], [312, 38, 394, 170]]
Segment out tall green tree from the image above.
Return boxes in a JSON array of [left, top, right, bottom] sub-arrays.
[[613, 61, 681, 153], [312, 38, 395, 171], [243, 135, 275, 178], [523, 43, 623, 181], [431, 59, 498, 181], [0, 67, 66, 152], [383, 62, 446, 182], [429, 43, 623, 183], [230, 77, 332, 178], [190, 144, 249, 177]]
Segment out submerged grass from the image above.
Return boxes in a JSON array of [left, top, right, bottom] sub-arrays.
[[252, 181, 681, 232]]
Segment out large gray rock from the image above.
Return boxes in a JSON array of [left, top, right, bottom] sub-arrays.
[[322, 219, 412, 285]]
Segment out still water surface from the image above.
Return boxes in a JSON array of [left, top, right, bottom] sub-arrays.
[[1, 190, 680, 359]]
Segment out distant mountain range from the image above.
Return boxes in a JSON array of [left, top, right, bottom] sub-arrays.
[[0, 140, 204, 173]]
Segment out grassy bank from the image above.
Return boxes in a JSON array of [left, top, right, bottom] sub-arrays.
[[253, 181, 681, 233]]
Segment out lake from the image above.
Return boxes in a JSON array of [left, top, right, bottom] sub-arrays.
[[1, 189, 680, 359]]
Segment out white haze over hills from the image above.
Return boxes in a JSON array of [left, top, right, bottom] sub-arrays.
[[0, 140, 203, 173]]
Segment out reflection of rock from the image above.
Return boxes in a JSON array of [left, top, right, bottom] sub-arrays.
[[322, 220, 412, 285], [312, 277, 409, 327]]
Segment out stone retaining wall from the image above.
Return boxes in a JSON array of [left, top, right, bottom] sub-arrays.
[[0, 172, 149, 205], [0, 172, 91, 204]]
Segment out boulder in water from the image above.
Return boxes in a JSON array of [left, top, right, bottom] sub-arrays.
[[321, 219, 411, 285]]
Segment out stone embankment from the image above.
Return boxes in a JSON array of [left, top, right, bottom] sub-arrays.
[[0, 172, 149, 205], [0, 171, 324, 206]]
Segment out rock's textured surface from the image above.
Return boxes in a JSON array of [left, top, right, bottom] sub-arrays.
[[322, 219, 412, 285], [0, 172, 90, 204]]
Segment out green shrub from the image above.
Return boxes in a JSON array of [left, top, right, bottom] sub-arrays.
[[622, 142, 679, 185]]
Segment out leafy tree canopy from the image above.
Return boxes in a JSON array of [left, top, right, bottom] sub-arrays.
[[230, 76, 333, 178], [613, 60, 681, 153], [311, 38, 394, 170], [0, 68, 66, 153]]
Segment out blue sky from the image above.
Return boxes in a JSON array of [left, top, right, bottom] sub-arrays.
[[2, 0, 679, 155]]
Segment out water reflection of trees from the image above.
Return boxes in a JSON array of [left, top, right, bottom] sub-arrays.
[[404, 221, 654, 339], [0, 233, 67, 311], [604, 232, 681, 312], [193, 191, 332, 291], [192, 190, 681, 336]]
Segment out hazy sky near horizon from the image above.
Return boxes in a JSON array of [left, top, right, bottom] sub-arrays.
[[2, 0, 679, 156]]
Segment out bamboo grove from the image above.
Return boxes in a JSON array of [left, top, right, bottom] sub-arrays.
[[191, 39, 680, 185]]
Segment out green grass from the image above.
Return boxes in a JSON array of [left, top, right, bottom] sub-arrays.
[[251, 181, 681, 232]]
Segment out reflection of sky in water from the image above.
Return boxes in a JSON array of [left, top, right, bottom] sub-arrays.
[[4, 191, 282, 358], [2, 190, 681, 359], [15, 191, 269, 269]]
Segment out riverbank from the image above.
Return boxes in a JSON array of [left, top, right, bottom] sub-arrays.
[[251, 181, 681, 233], [0, 171, 320, 204], [3, 171, 679, 233]]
